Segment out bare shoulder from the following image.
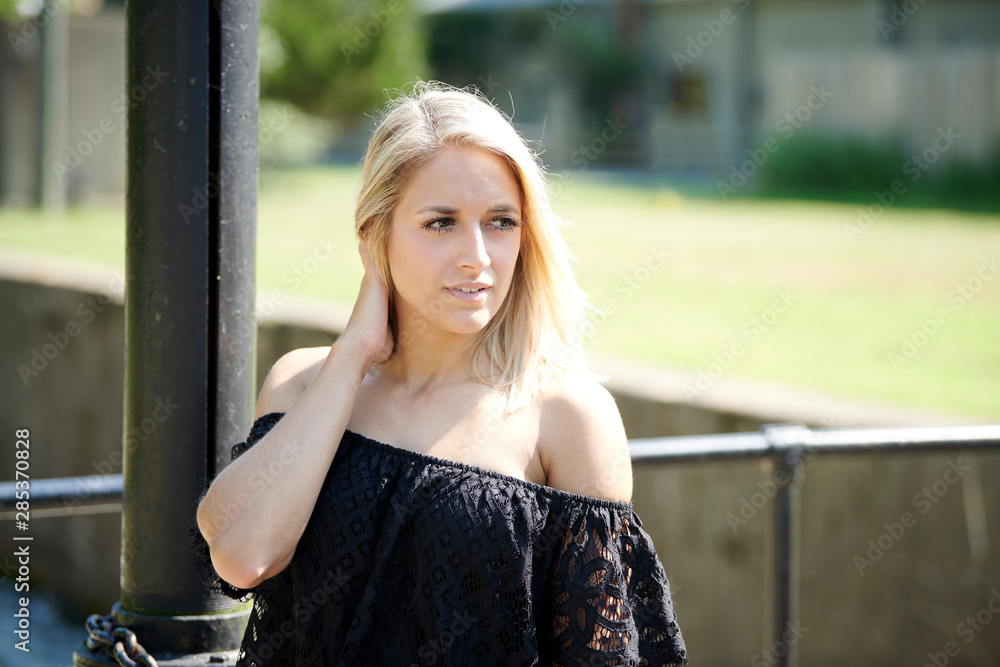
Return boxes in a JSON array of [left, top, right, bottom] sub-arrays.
[[253, 346, 332, 419], [537, 370, 632, 502]]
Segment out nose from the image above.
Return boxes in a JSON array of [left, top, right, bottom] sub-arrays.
[[456, 223, 490, 271]]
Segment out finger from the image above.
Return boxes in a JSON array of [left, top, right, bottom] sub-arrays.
[[360, 242, 382, 280], [360, 244, 390, 292]]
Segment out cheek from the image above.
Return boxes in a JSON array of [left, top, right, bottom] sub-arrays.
[[388, 237, 439, 298], [495, 233, 523, 280], [387, 230, 415, 279]]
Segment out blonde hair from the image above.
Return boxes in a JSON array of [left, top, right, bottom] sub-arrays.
[[355, 81, 591, 413]]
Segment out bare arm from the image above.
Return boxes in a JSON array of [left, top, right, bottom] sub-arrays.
[[196, 242, 393, 590]]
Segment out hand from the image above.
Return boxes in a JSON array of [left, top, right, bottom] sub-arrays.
[[339, 240, 394, 367]]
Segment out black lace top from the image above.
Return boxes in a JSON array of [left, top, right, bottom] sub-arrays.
[[189, 412, 687, 666]]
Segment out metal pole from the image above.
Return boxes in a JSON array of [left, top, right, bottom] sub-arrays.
[[213, 0, 260, 480], [37, 0, 69, 209], [763, 424, 806, 667], [73, 0, 257, 663]]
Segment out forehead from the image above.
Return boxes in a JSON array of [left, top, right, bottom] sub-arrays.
[[398, 146, 521, 213]]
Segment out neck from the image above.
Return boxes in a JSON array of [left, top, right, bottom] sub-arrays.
[[379, 317, 483, 392]]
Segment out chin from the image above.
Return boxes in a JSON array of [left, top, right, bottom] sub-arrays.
[[430, 302, 499, 333], [444, 312, 494, 335]]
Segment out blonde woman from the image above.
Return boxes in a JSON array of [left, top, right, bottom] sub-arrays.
[[193, 82, 687, 666]]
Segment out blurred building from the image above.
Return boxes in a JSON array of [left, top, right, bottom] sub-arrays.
[[421, 0, 1000, 173], [0, 4, 125, 205], [2, 0, 998, 203]]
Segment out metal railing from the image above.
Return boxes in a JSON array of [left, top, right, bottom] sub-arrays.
[[631, 422, 1000, 667], [3, 422, 999, 667], [0, 472, 122, 518]]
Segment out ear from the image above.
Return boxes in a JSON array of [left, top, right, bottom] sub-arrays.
[[359, 214, 381, 238]]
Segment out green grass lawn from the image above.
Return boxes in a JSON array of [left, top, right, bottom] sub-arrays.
[[2, 165, 998, 419]]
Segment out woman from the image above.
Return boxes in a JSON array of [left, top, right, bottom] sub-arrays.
[[192, 81, 687, 666]]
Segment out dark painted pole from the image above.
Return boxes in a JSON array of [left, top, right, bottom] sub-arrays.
[[73, 0, 258, 664], [764, 424, 805, 667]]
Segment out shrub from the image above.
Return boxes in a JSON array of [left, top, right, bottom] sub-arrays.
[[754, 133, 1000, 213]]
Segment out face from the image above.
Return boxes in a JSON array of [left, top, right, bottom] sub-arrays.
[[386, 146, 523, 342]]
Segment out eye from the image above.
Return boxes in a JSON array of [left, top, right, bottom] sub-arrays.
[[489, 216, 520, 232], [422, 217, 454, 233]]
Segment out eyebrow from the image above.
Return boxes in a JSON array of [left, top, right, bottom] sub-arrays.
[[415, 202, 520, 215]]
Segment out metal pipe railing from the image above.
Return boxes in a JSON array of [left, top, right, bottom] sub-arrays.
[[630, 421, 1000, 667], [3, 422, 999, 667], [0, 473, 122, 518], [629, 423, 1000, 463]]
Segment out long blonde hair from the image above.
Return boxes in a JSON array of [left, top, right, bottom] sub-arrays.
[[355, 81, 591, 413]]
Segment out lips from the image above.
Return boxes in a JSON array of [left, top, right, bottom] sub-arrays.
[[445, 282, 491, 302]]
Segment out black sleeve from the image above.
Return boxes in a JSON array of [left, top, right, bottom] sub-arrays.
[[541, 504, 688, 666]]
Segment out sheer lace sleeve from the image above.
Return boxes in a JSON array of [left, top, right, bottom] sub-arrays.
[[187, 412, 287, 601], [541, 502, 688, 666]]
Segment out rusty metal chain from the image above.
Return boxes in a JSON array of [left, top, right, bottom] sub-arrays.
[[84, 612, 159, 667]]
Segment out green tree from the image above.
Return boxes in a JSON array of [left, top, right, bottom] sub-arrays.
[[261, 0, 427, 124]]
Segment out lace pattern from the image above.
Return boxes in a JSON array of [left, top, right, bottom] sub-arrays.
[[189, 412, 688, 666]]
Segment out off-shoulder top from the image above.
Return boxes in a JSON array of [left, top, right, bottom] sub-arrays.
[[189, 412, 688, 666]]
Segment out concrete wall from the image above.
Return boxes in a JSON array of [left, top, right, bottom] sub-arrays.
[[1, 255, 998, 665]]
